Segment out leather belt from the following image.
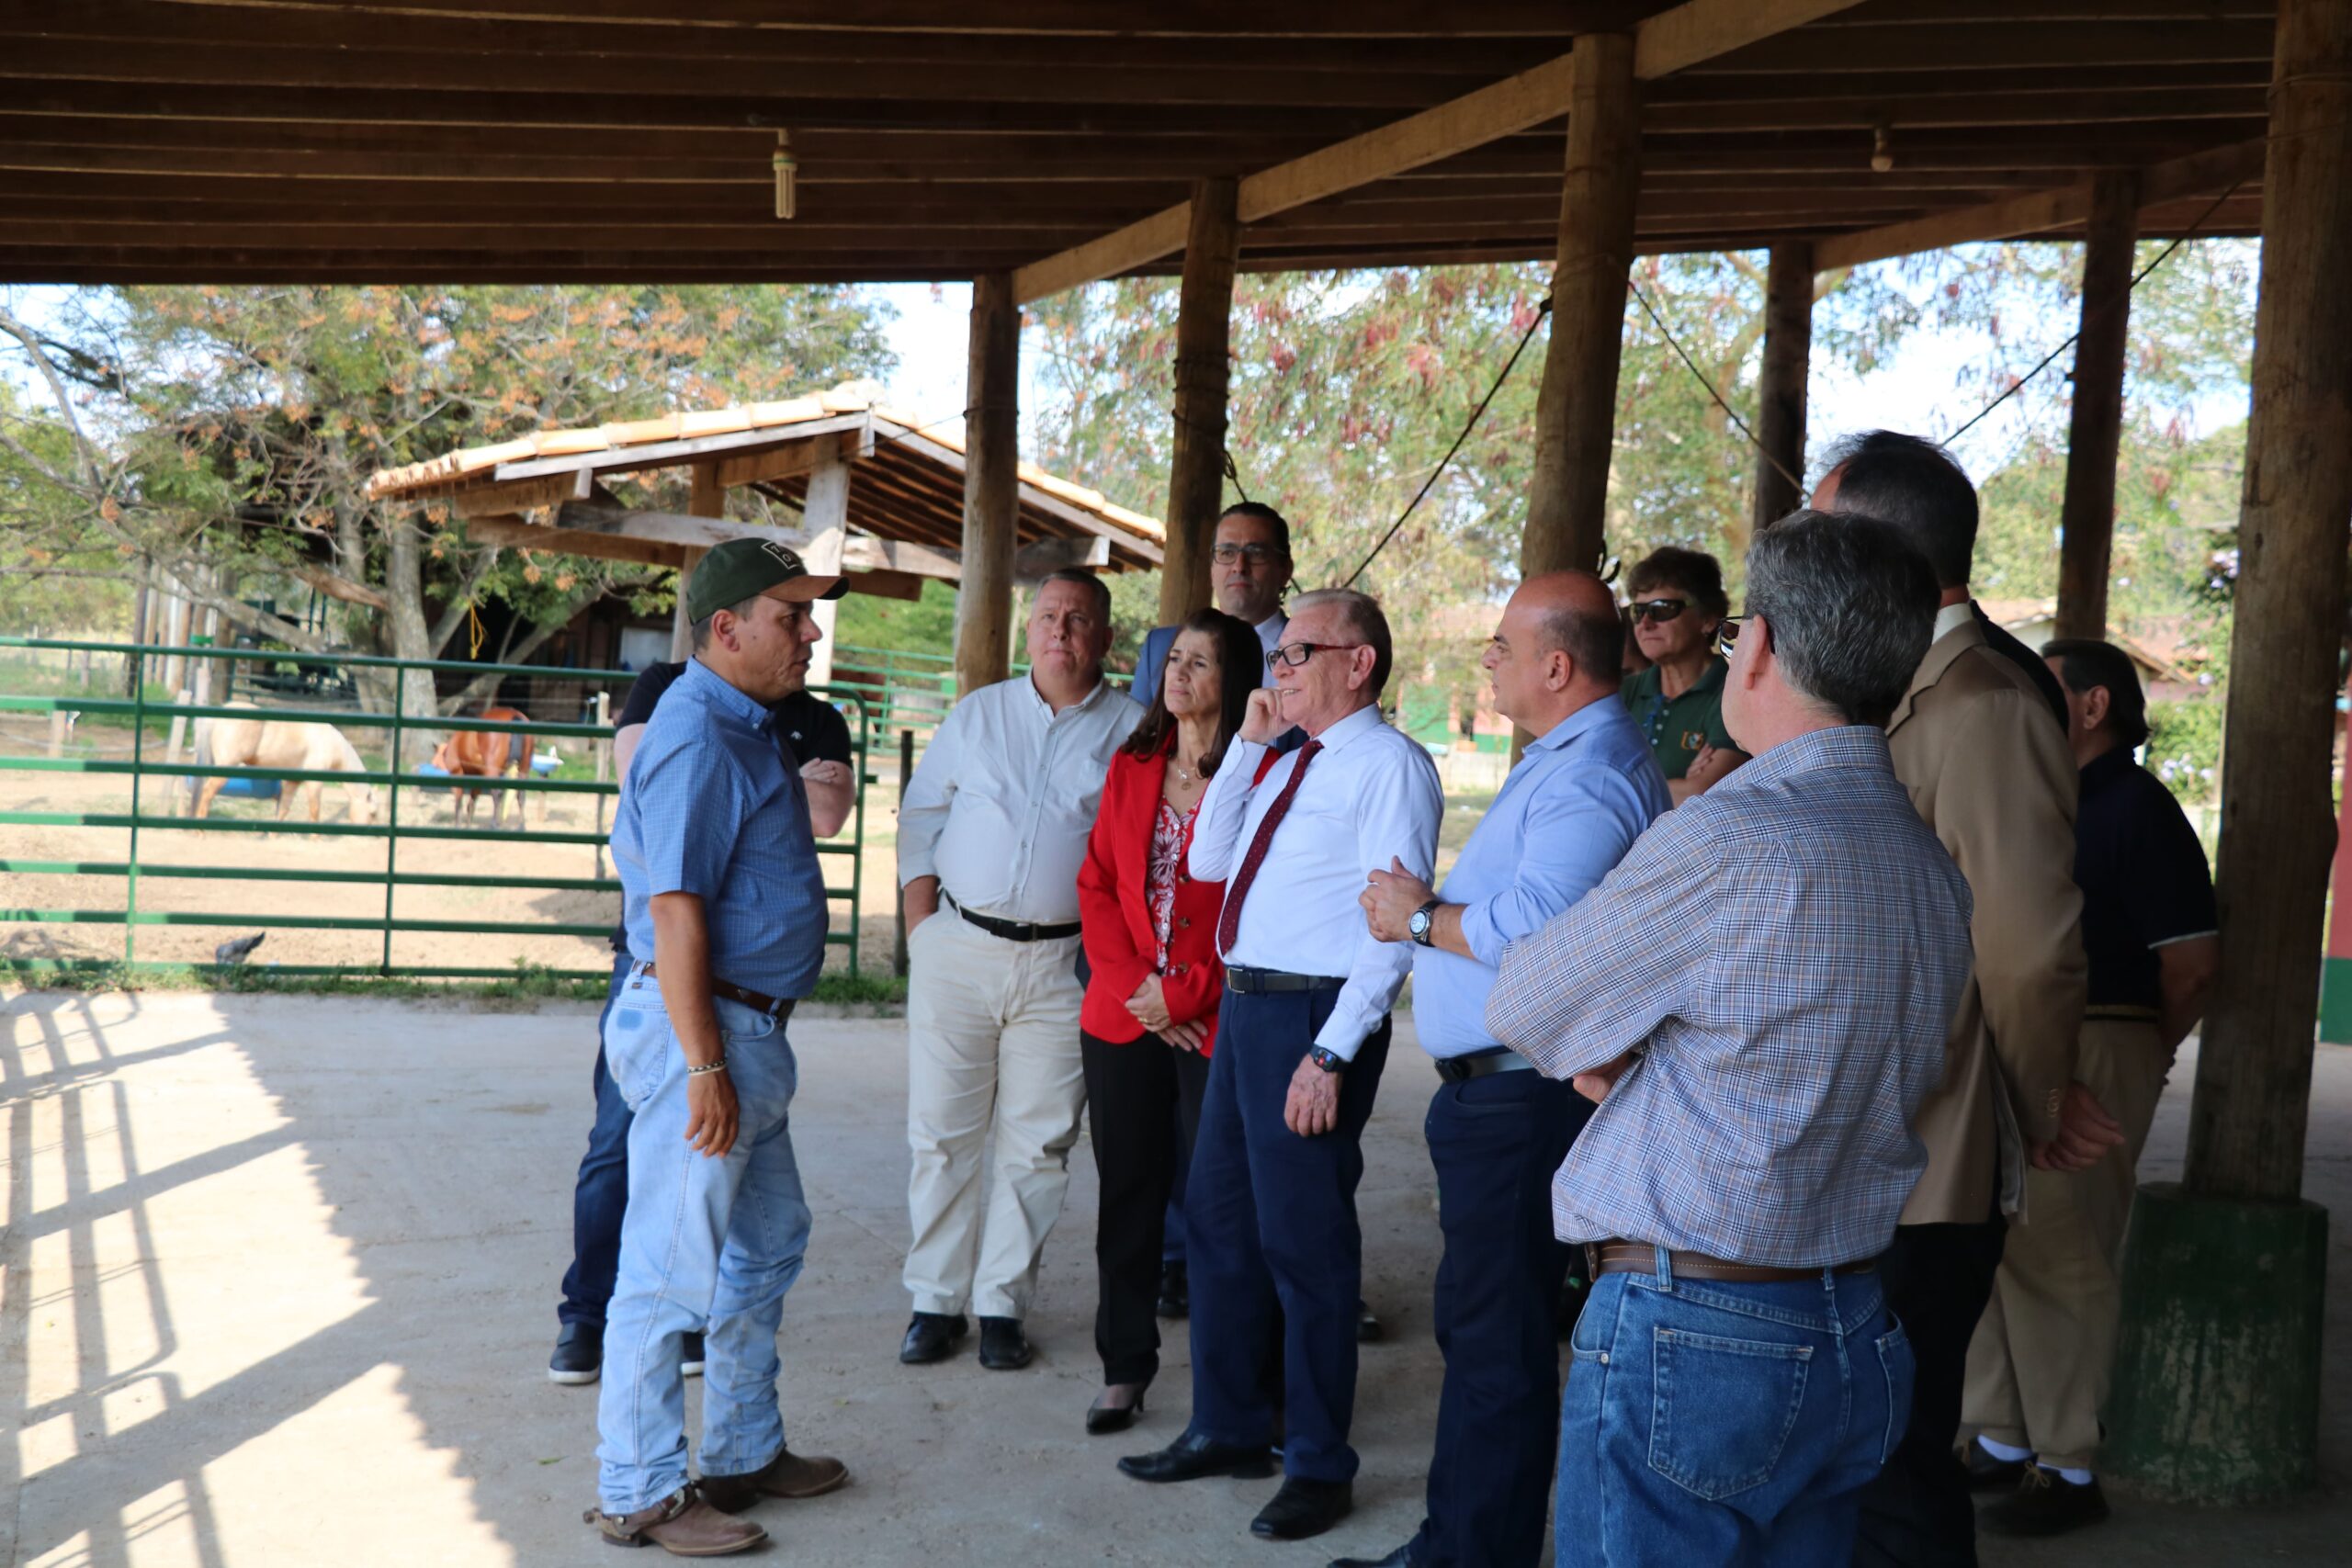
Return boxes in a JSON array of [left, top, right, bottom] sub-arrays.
[[1434, 1046, 1534, 1083], [1225, 965, 1346, 995], [1586, 1239, 1875, 1284], [638, 963, 796, 1024], [942, 889, 1080, 943]]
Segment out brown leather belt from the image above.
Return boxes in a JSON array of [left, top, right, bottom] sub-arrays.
[[638, 962, 796, 1024], [1586, 1239, 1875, 1284]]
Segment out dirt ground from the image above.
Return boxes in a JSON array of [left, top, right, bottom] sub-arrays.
[[0, 764, 907, 977]]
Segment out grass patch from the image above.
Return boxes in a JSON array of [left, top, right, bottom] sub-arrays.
[[2, 957, 907, 1010]]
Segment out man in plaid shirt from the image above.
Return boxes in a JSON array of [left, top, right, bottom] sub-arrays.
[[1488, 511, 1974, 1566]]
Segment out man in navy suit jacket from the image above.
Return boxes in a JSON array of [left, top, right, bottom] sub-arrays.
[[1132, 502, 1294, 712]]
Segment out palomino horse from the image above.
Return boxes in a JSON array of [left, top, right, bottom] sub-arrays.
[[191, 704, 379, 824], [431, 706, 535, 829]]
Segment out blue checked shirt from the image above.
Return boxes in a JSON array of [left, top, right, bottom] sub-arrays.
[[1413, 697, 1669, 1058], [614, 659, 828, 998], [1486, 724, 1973, 1267]]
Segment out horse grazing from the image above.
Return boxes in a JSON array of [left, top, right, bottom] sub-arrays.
[[192, 705, 379, 825], [431, 706, 535, 828]]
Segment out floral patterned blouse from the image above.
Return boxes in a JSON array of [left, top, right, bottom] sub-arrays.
[[1146, 795, 1201, 967]]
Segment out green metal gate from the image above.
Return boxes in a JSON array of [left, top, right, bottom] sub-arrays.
[[0, 638, 869, 981]]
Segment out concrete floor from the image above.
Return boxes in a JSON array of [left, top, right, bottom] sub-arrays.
[[1, 989, 2346, 1567]]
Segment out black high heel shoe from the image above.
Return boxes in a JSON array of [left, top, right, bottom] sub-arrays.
[[1086, 1383, 1149, 1436]]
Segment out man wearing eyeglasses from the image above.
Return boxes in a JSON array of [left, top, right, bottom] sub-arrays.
[[1131, 502, 1295, 711], [1118, 588, 1443, 1547]]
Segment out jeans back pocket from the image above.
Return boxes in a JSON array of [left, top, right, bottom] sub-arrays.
[[1875, 1321, 1915, 1464], [1648, 1327, 1813, 1501]]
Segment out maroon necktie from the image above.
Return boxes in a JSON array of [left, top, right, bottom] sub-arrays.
[[1216, 739, 1323, 955]]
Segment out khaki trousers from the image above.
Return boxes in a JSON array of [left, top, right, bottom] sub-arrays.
[[901, 910, 1086, 1321], [1962, 1015, 2171, 1471]]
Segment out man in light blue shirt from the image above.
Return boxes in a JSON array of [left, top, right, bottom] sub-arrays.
[[1350, 571, 1668, 1568]]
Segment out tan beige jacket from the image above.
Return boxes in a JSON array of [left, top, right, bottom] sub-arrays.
[[1886, 616, 2087, 1224]]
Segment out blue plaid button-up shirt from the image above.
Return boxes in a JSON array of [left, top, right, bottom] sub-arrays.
[[614, 659, 827, 998], [1486, 724, 1973, 1268]]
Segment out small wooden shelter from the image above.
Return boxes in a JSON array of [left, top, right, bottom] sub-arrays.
[[365, 385, 1164, 684]]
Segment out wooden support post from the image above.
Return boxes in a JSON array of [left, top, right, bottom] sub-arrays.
[[1159, 175, 1240, 626], [2055, 171, 2142, 641], [2186, 0, 2352, 1205], [1751, 241, 1814, 542], [1522, 34, 1640, 580], [955, 271, 1020, 700], [670, 463, 724, 661], [801, 450, 853, 690]]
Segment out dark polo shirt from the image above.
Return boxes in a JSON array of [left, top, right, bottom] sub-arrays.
[[1620, 658, 1735, 781], [2075, 747, 2217, 1011]]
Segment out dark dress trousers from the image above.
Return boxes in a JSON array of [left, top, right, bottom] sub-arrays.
[[1077, 741, 1226, 1385]]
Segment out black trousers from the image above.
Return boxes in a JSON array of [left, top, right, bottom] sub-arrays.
[[1188, 988, 1392, 1483], [1852, 1216, 2008, 1568], [1080, 1028, 1210, 1385], [1412, 1068, 1592, 1568]]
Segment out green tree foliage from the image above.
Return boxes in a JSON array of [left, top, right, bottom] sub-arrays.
[[1, 285, 892, 715]]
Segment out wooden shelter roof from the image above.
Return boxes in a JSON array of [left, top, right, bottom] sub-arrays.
[[366, 386, 1166, 582], [0, 2, 2274, 289]]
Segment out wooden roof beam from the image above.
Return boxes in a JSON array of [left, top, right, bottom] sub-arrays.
[[1814, 134, 2267, 269], [1012, 0, 1866, 301]]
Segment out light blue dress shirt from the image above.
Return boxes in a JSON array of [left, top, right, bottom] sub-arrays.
[[614, 658, 827, 998], [1412, 697, 1669, 1059]]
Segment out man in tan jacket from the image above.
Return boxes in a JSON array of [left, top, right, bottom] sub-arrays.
[[1810, 433, 2122, 1568]]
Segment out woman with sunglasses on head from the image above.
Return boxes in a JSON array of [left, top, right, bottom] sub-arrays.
[[1619, 545, 1749, 801], [1074, 606, 1261, 1437]]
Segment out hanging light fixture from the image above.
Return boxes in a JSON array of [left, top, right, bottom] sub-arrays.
[[1871, 123, 1895, 174], [773, 130, 798, 220]]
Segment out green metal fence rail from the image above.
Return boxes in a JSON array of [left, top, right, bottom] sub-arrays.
[[0, 637, 873, 982]]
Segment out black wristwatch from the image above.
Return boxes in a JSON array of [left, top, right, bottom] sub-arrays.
[[1408, 899, 1443, 947], [1308, 1046, 1348, 1074]]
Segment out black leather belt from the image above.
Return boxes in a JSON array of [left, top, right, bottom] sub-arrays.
[[1225, 965, 1346, 995], [942, 889, 1080, 943], [639, 962, 796, 1023], [1586, 1239, 1875, 1283], [1434, 1046, 1535, 1083]]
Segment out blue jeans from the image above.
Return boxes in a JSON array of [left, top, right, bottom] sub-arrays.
[[559, 952, 637, 1330], [595, 965, 812, 1514], [1559, 1255, 1912, 1567]]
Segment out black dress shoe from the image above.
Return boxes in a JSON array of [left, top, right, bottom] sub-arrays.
[[898, 1312, 968, 1365], [1117, 1429, 1277, 1483], [1086, 1382, 1148, 1436], [1982, 1467, 2110, 1537], [977, 1315, 1034, 1370], [548, 1323, 601, 1385], [1330, 1542, 1422, 1568], [1963, 1438, 2030, 1493], [1356, 1300, 1383, 1344], [1156, 1259, 1190, 1319], [1252, 1478, 1352, 1540]]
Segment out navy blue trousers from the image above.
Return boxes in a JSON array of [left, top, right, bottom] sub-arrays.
[[1185, 987, 1390, 1483], [1410, 1067, 1591, 1568], [558, 952, 637, 1329]]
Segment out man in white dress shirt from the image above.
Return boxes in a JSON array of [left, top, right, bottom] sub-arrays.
[[895, 570, 1142, 1372], [1117, 588, 1443, 1546]]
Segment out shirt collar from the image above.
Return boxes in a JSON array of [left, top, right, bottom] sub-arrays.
[[2080, 745, 2134, 795], [1305, 702, 1385, 751], [1636, 656, 1727, 701], [1025, 672, 1113, 718], [1718, 722, 1891, 792], [1933, 601, 1976, 643], [684, 657, 775, 731], [1524, 694, 1625, 753]]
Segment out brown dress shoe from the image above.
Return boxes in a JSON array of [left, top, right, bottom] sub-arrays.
[[699, 1448, 852, 1513], [582, 1486, 766, 1556]]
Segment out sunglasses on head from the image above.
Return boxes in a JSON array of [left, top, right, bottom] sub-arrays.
[[1629, 598, 1690, 624]]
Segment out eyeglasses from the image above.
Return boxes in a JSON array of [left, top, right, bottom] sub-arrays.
[[1267, 640, 1362, 671], [1716, 615, 1747, 651], [1213, 543, 1283, 566], [1629, 598, 1691, 624]]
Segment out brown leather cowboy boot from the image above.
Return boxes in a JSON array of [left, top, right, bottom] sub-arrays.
[[582, 1485, 766, 1555], [698, 1447, 851, 1513]]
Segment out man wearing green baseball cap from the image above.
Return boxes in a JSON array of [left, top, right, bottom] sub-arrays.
[[584, 532, 851, 1555]]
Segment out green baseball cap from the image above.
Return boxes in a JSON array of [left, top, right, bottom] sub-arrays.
[[686, 536, 847, 623]]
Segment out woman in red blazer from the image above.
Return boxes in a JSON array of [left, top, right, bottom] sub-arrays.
[[1077, 605, 1261, 1435]]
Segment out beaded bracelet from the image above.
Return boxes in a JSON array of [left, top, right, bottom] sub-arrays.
[[685, 1058, 729, 1077]]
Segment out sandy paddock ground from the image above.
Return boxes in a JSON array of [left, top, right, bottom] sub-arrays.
[[0, 764, 906, 978]]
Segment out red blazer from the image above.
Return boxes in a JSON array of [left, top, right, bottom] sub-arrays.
[[1077, 742, 1227, 1053]]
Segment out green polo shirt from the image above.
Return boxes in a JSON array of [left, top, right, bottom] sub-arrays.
[[1621, 659, 1735, 780]]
